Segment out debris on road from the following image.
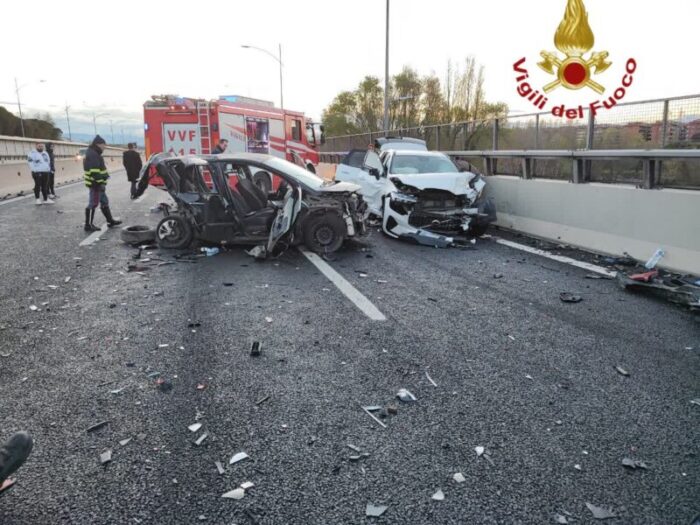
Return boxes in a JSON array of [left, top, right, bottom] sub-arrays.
[[366, 503, 388, 517], [255, 395, 270, 406], [29, 305, 38, 311], [221, 488, 245, 500], [99, 449, 112, 465], [396, 389, 417, 402], [432, 489, 445, 501], [201, 247, 220, 257], [554, 513, 569, 524], [246, 245, 267, 260], [387, 405, 398, 415], [240, 481, 254, 490], [188, 423, 202, 433], [585, 273, 613, 280], [559, 292, 583, 303], [86, 420, 110, 433], [453, 472, 466, 483], [119, 438, 132, 447], [360, 404, 387, 429], [264, 316, 273, 323], [617, 268, 700, 310], [347, 444, 361, 453], [215, 461, 225, 475], [156, 378, 173, 392], [621, 457, 648, 470], [230, 452, 250, 465], [250, 341, 262, 357], [475, 446, 485, 457], [425, 371, 438, 387], [585, 502, 617, 520], [615, 366, 630, 377], [194, 433, 208, 446], [644, 248, 665, 269]]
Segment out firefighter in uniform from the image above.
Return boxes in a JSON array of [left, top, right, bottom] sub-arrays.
[[83, 135, 122, 232]]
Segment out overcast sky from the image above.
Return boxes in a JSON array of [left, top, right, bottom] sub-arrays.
[[1, 0, 698, 139]]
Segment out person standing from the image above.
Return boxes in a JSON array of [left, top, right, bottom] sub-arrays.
[[45, 142, 57, 199], [122, 143, 143, 198], [212, 138, 228, 154], [83, 135, 122, 232], [27, 143, 53, 205]]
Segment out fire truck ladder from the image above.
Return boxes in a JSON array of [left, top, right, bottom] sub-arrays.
[[197, 101, 211, 154]]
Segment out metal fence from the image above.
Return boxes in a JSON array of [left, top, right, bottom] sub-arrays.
[[322, 94, 700, 189]]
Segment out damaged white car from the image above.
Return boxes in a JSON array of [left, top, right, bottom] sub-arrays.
[[335, 145, 496, 247]]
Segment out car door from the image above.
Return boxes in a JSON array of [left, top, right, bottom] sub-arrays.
[[334, 149, 391, 216], [266, 185, 302, 253]]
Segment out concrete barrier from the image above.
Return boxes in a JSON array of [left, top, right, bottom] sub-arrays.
[[0, 135, 128, 198], [485, 176, 700, 275]]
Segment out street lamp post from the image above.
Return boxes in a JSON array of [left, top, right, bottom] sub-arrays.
[[241, 44, 284, 111], [92, 112, 109, 137], [383, 0, 390, 133], [14, 77, 47, 138], [64, 104, 72, 141]]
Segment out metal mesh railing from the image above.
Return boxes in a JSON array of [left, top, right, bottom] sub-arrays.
[[322, 94, 700, 188]]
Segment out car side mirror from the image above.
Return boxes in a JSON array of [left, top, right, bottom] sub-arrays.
[[368, 167, 380, 179]]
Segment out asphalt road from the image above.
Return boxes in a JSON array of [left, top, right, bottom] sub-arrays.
[[0, 175, 698, 525]]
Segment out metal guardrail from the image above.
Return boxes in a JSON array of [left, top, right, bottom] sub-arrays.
[[0, 134, 125, 163], [320, 149, 700, 190]]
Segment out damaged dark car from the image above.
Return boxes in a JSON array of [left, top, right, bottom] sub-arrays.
[[134, 153, 368, 255]]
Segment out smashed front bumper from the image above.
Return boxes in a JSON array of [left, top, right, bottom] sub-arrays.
[[381, 191, 496, 247]]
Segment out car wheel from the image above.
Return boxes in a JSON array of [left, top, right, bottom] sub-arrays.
[[253, 171, 272, 194], [302, 212, 346, 254], [121, 225, 156, 245], [156, 215, 194, 249]]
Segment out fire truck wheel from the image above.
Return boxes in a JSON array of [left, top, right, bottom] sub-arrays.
[[156, 215, 194, 249], [121, 225, 156, 245], [302, 212, 346, 254], [253, 171, 272, 194]]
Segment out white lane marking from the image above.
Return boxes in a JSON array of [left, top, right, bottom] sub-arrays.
[[79, 224, 109, 247], [492, 237, 617, 277], [299, 248, 387, 321], [0, 181, 83, 207]]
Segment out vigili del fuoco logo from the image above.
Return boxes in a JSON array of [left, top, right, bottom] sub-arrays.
[[513, 0, 637, 120]]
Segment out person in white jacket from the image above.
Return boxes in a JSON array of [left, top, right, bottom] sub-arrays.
[[26, 143, 53, 205]]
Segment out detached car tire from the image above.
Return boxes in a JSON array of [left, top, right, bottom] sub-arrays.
[[156, 215, 194, 249], [121, 225, 156, 245], [302, 212, 346, 254]]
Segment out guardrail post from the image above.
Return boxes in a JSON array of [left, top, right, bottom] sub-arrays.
[[436, 126, 441, 150], [642, 159, 657, 189], [572, 158, 584, 183], [584, 110, 595, 181], [522, 157, 532, 179], [492, 119, 499, 173], [484, 157, 493, 176]]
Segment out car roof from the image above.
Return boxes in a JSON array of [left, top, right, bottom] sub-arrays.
[[389, 150, 449, 157]]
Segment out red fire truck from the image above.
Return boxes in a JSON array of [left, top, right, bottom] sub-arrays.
[[143, 94, 325, 189]]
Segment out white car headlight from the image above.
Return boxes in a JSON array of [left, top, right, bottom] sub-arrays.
[[390, 191, 418, 204]]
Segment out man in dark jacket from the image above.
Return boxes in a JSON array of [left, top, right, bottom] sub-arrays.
[[122, 143, 143, 198], [83, 135, 122, 232], [212, 138, 228, 154], [45, 143, 57, 199]]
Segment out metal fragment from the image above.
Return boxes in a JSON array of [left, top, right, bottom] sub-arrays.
[[194, 433, 208, 446], [366, 503, 388, 517], [119, 438, 132, 447], [221, 488, 245, 500], [425, 371, 438, 387], [215, 461, 225, 475], [188, 423, 202, 433], [230, 452, 249, 465]]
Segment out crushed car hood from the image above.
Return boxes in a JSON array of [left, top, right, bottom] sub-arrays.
[[390, 172, 474, 195], [319, 181, 362, 193]]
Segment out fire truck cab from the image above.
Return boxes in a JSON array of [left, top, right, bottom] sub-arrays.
[[143, 95, 325, 192]]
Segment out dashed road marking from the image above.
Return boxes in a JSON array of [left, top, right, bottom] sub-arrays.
[[300, 248, 387, 321], [492, 237, 617, 277], [79, 224, 109, 247]]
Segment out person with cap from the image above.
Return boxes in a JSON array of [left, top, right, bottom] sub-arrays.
[[0, 431, 33, 495], [122, 143, 143, 199], [83, 135, 122, 232], [27, 142, 53, 205], [45, 142, 57, 199]]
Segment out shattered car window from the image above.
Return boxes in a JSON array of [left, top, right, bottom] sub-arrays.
[[389, 154, 458, 175]]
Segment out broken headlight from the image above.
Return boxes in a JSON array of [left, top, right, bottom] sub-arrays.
[[390, 191, 418, 204], [390, 177, 419, 195]]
